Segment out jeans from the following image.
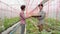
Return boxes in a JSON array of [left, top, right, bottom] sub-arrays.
[[20, 24, 25, 34]]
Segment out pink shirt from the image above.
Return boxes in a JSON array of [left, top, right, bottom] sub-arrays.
[[20, 12, 26, 24]]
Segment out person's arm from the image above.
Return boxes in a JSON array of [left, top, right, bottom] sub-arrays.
[[32, 11, 46, 19], [20, 13, 26, 19]]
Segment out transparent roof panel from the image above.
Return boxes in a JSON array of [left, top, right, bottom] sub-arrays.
[[0, 0, 60, 19]]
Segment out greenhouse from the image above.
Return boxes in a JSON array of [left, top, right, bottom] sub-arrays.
[[0, 0, 60, 34]]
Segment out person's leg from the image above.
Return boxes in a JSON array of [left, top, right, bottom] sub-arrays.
[[24, 25, 26, 34], [37, 24, 43, 32], [45, 24, 51, 32], [38, 20, 44, 32], [20, 24, 25, 34]]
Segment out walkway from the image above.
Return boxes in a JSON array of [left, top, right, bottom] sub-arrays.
[[1, 22, 21, 34]]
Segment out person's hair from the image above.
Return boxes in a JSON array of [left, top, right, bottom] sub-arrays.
[[20, 5, 25, 11], [38, 4, 43, 7]]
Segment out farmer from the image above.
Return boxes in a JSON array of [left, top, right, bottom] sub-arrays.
[[32, 4, 46, 32], [20, 5, 26, 34], [37, 4, 46, 32]]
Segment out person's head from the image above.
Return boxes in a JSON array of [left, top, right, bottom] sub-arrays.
[[38, 4, 43, 10], [20, 5, 26, 11]]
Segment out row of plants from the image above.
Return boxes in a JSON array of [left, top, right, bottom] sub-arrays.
[[26, 17, 60, 34], [1, 16, 60, 34], [0, 19, 3, 33], [0, 17, 20, 33]]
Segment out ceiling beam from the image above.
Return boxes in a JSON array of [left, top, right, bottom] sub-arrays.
[[41, 0, 54, 4]]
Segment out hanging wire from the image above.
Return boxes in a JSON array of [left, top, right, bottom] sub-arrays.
[[26, 0, 30, 11], [26, 0, 35, 17], [25, 0, 30, 17], [28, 0, 34, 10]]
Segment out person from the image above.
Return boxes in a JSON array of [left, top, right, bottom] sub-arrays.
[[32, 4, 46, 32], [20, 5, 26, 34], [37, 4, 46, 32]]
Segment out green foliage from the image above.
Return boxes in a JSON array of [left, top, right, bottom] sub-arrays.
[[4, 17, 20, 29], [0, 19, 3, 33], [26, 18, 60, 34], [26, 18, 39, 34], [0, 17, 20, 32]]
